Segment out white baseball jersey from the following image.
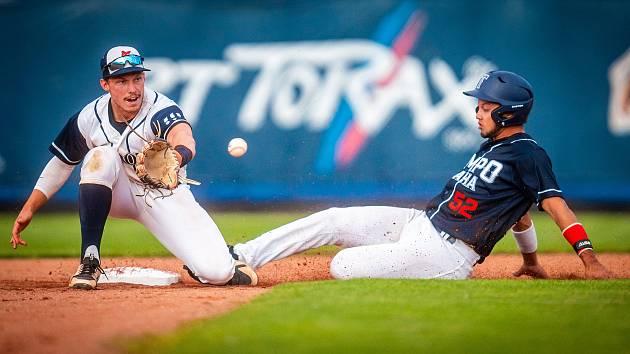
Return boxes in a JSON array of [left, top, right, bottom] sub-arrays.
[[49, 87, 190, 183], [47, 87, 236, 285]]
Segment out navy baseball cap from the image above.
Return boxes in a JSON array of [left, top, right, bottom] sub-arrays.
[[100, 45, 150, 79]]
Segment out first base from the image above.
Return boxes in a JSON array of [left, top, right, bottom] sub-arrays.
[[100, 267, 180, 286]]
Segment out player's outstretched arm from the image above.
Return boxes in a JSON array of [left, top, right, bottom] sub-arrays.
[[11, 156, 75, 249], [541, 197, 612, 279], [11, 189, 48, 249], [167, 123, 196, 167], [511, 213, 549, 279]]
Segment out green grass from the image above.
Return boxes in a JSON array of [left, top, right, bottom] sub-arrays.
[[2, 211, 628, 353], [126, 279, 630, 354], [492, 211, 630, 253], [0, 211, 308, 258], [1, 211, 629, 257]]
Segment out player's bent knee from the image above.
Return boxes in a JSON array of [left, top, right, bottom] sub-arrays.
[[190, 261, 234, 285], [80, 146, 120, 186], [329, 250, 354, 280]]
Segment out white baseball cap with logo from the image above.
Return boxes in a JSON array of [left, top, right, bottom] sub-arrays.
[[100, 45, 151, 79]]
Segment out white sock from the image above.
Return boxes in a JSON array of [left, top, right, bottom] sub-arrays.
[[83, 245, 100, 261]]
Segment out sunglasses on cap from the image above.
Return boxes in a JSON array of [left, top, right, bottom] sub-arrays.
[[106, 54, 144, 72]]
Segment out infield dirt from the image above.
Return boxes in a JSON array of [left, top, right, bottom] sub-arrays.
[[1, 253, 628, 354]]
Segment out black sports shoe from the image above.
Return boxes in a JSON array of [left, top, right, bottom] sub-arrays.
[[184, 261, 258, 286], [68, 254, 104, 290], [227, 261, 258, 286]]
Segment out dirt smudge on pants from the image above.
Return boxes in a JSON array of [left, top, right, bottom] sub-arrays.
[[85, 150, 102, 172]]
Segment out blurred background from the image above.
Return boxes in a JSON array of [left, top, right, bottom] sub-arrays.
[[1, 0, 630, 210]]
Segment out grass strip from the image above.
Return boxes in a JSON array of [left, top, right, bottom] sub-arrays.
[[0, 211, 628, 257], [126, 279, 630, 354]]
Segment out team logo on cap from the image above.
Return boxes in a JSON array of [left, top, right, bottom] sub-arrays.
[[475, 74, 490, 89], [121, 50, 131, 56]]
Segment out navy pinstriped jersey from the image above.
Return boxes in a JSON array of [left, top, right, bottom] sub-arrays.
[[425, 133, 563, 258]]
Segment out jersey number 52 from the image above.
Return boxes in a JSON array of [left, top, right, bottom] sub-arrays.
[[448, 191, 478, 219]]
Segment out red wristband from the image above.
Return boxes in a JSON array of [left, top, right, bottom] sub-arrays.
[[562, 223, 593, 254]]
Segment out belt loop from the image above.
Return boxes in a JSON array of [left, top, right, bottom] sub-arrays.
[[439, 231, 456, 244], [430, 220, 457, 246]]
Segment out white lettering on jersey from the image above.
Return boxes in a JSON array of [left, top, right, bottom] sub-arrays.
[[464, 175, 477, 191], [470, 157, 488, 173], [452, 170, 466, 182], [465, 154, 479, 169], [452, 171, 477, 191], [459, 171, 472, 185], [479, 160, 503, 183], [458, 153, 504, 191], [431, 140, 528, 220]]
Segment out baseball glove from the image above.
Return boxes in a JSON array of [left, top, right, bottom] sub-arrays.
[[135, 139, 201, 190]]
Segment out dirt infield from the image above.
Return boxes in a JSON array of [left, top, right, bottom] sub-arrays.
[[1, 253, 628, 354]]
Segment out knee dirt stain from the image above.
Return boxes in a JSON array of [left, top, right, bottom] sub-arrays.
[[85, 151, 102, 172]]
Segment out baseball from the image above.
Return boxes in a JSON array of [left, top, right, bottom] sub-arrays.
[[228, 137, 248, 157]]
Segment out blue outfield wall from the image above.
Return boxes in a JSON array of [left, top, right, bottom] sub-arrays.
[[1, 0, 630, 204]]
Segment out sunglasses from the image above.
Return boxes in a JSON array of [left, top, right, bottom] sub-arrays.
[[107, 54, 144, 72]]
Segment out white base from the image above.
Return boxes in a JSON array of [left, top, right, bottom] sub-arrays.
[[100, 267, 180, 286]]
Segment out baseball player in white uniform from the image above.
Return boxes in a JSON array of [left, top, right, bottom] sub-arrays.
[[10, 45, 257, 289]]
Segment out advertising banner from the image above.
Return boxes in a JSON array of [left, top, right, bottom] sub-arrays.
[[1, 0, 629, 204]]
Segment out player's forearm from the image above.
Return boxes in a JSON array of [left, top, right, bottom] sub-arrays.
[[167, 124, 196, 166], [542, 197, 598, 257], [544, 200, 609, 278], [541, 197, 578, 230], [171, 133, 196, 155], [167, 124, 196, 155], [21, 189, 48, 215], [34, 156, 75, 200]]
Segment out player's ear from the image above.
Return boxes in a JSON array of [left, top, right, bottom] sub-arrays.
[[99, 78, 109, 92]]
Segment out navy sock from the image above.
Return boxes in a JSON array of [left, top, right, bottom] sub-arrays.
[[79, 184, 112, 260]]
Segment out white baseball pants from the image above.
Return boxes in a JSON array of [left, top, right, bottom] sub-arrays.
[[234, 206, 480, 280], [79, 146, 235, 285]]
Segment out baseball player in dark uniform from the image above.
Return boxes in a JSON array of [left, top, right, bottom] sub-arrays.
[[10, 46, 257, 289], [229, 70, 611, 280]]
